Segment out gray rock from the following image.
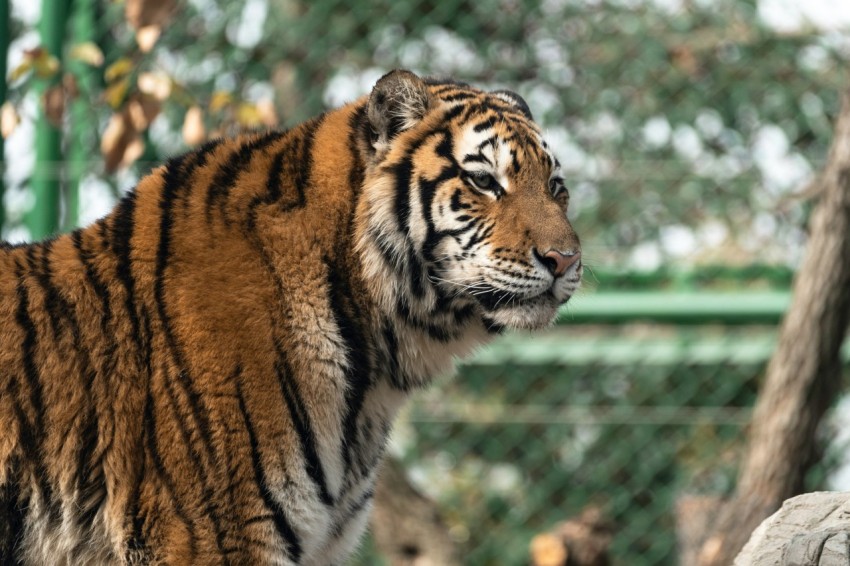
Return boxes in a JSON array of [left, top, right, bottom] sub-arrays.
[[735, 492, 850, 566]]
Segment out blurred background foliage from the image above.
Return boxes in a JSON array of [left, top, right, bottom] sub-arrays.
[[4, 0, 849, 265], [3, 0, 850, 564]]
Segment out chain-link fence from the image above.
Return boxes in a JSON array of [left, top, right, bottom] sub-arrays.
[[4, 0, 850, 261], [356, 323, 849, 565], [5, 1, 850, 564]]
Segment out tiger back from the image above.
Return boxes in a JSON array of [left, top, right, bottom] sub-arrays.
[[0, 70, 581, 565]]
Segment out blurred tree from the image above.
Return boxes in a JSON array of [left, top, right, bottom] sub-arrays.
[[696, 86, 850, 566], [3, 0, 847, 262]]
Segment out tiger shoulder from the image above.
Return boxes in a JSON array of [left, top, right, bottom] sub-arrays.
[[0, 69, 582, 565]]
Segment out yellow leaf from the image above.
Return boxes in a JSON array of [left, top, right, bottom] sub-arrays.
[[137, 71, 171, 101], [125, 0, 176, 29], [236, 103, 262, 127], [209, 91, 232, 113], [182, 106, 206, 146], [9, 60, 33, 82], [70, 42, 105, 66], [101, 113, 131, 172], [1, 102, 20, 139], [105, 58, 134, 83], [32, 53, 60, 78], [135, 25, 161, 53], [121, 136, 146, 168], [104, 77, 131, 109], [127, 95, 160, 130], [257, 99, 278, 127]]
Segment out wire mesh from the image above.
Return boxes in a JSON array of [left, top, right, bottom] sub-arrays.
[[5, 1, 850, 564], [4, 0, 849, 262], [355, 327, 850, 565]]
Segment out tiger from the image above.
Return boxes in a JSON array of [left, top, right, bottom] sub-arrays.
[[0, 69, 581, 565]]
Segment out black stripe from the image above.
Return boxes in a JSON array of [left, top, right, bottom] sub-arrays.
[[72, 230, 113, 341], [13, 260, 45, 427], [34, 238, 110, 530], [388, 157, 429, 299], [449, 189, 472, 213], [245, 131, 300, 234], [382, 321, 410, 391], [26, 244, 65, 341], [13, 261, 58, 524], [395, 299, 453, 342], [471, 286, 516, 311], [153, 154, 230, 553], [235, 374, 303, 563], [205, 131, 286, 223], [330, 487, 375, 538], [154, 154, 219, 452], [244, 117, 323, 235], [265, 143, 290, 205], [482, 316, 506, 334], [473, 117, 496, 132], [75, 409, 104, 528], [143, 389, 198, 558], [273, 346, 335, 506], [158, 364, 229, 557], [110, 192, 144, 357], [418, 155, 458, 262], [0, 457, 26, 565], [323, 259, 374, 480], [441, 92, 475, 103], [462, 153, 491, 165], [292, 116, 324, 208], [393, 160, 413, 236], [126, 453, 148, 560], [347, 106, 367, 196]]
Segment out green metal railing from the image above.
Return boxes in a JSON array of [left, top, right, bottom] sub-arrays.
[[371, 318, 850, 566], [28, 0, 70, 239], [560, 290, 790, 325]]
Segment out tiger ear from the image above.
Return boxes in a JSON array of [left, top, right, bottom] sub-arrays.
[[491, 89, 534, 121], [367, 70, 433, 157]]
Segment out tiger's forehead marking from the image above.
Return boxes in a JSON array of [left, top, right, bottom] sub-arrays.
[[453, 120, 517, 188], [436, 98, 554, 189]]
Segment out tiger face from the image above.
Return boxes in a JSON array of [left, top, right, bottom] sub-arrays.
[[358, 71, 582, 332]]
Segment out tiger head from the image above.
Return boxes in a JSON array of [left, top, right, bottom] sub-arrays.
[[356, 70, 581, 332]]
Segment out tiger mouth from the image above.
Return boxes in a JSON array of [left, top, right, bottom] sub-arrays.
[[471, 286, 564, 311]]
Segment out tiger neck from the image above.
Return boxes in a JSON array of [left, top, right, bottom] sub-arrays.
[[355, 200, 493, 391]]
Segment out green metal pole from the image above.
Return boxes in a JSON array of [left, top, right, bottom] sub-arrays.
[[0, 0, 8, 236], [66, 0, 98, 231], [28, 0, 70, 240], [557, 291, 791, 325]]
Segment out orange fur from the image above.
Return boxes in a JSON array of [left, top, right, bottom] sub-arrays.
[[0, 71, 581, 565]]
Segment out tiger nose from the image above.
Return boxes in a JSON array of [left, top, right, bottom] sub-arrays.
[[534, 249, 581, 277]]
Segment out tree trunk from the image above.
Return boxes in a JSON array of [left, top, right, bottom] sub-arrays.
[[696, 89, 850, 566], [371, 458, 460, 566]]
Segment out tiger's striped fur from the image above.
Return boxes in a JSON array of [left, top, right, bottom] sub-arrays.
[[0, 70, 581, 565]]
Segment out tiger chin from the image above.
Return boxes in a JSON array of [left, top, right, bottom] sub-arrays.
[[0, 70, 581, 565]]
